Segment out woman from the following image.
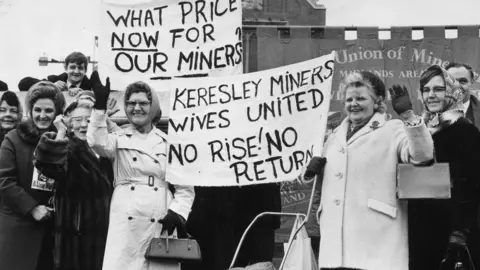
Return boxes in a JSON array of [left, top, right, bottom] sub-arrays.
[[409, 65, 480, 269], [87, 76, 195, 270], [305, 71, 434, 270], [0, 81, 66, 270], [33, 101, 116, 270], [0, 91, 23, 143]]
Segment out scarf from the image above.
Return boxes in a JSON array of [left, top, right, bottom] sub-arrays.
[[422, 67, 465, 134]]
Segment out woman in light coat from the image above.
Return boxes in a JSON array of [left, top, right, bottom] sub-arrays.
[[87, 75, 195, 270], [305, 71, 434, 270]]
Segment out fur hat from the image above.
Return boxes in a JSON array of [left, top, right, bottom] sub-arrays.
[[0, 80, 8, 91], [25, 81, 66, 117]]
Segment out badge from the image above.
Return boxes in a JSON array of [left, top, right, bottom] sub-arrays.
[[31, 168, 55, 192]]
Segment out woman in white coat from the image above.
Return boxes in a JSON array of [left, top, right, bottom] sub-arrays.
[[87, 75, 195, 270], [305, 71, 434, 270]]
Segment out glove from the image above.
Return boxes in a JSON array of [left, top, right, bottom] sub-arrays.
[[304, 157, 327, 179], [158, 210, 185, 236], [388, 84, 413, 115], [449, 230, 468, 251], [90, 71, 110, 110]]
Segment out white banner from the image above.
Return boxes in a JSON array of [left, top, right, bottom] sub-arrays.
[[166, 53, 335, 186], [99, 0, 243, 90]]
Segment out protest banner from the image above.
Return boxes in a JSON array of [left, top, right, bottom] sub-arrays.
[[99, 0, 243, 91], [166, 52, 334, 186]]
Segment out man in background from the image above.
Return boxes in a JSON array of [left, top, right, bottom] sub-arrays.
[[47, 51, 92, 95], [446, 62, 480, 130]]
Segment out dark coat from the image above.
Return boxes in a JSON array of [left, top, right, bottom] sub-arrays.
[[47, 73, 92, 91], [0, 121, 56, 270], [409, 117, 480, 269], [34, 132, 113, 270], [465, 95, 480, 131], [185, 184, 281, 270]]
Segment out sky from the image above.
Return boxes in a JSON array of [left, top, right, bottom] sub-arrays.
[[1, 0, 480, 89]]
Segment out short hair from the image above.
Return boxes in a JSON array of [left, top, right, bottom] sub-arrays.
[[124, 81, 153, 102], [340, 71, 387, 113], [64, 52, 88, 70], [25, 81, 66, 116], [63, 100, 93, 116], [445, 62, 475, 81], [420, 65, 445, 91]]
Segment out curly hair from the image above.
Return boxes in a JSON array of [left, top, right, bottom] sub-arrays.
[[25, 81, 66, 117], [339, 71, 387, 113]]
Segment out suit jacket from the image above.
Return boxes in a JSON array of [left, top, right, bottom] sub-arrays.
[[465, 95, 480, 130], [47, 73, 92, 91]]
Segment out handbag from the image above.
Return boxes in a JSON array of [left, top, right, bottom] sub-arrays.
[[144, 186, 202, 262], [397, 160, 451, 199], [144, 234, 201, 262]]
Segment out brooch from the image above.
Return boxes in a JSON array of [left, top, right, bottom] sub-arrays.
[[370, 121, 380, 130]]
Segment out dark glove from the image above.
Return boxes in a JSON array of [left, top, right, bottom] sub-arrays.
[[449, 230, 468, 251], [304, 157, 327, 179], [90, 70, 110, 110], [388, 84, 413, 115], [158, 210, 185, 236]]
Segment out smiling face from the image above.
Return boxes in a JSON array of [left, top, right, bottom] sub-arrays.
[[65, 62, 86, 85], [126, 92, 151, 127], [344, 86, 376, 125], [0, 101, 19, 131], [69, 107, 91, 140], [32, 98, 56, 131], [421, 75, 447, 113]]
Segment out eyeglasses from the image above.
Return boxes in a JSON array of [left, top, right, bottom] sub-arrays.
[[126, 101, 151, 108], [421, 86, 447, 94], [455, 77, 470, 85], [70, 117, 90, 124]]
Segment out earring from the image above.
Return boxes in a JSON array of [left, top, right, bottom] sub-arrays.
[[374, 104, 379, 109]]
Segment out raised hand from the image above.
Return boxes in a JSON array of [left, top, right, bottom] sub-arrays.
[[90, 71, 111, 110], [389, 84, 413, 116], [53, 115, 68, 134], [106, 97, 120, 117]]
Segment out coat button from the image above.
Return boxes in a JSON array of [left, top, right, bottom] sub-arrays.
[[335, 173, 343, 178], [154, 160, 159, 164], [154, 187, 158, 191], [334, 199, 341, 206], [128, 216, 133, 220], [131, 186, 135, 191], [150, 218, 155, 222], [339, 147, 345, 154], [133, 157, 137, 161]]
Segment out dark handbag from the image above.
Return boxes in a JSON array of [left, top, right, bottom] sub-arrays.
[[145, 235, 202, 262], [397, 162, 451, 199]]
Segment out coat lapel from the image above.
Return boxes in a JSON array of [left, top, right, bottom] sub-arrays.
[[470, 96, 480, 130], [346, 112, 388, 145]]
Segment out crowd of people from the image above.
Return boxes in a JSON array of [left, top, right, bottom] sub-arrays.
[[0, 50, 479, 270]]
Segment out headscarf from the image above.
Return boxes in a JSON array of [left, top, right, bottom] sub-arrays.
[[421, 66, 464, 133], [123, 81, 162, 126]]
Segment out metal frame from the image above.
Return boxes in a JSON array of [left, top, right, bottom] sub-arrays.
[[229, 175, 318, 269]]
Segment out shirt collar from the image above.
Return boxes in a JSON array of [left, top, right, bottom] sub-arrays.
[[463, 99, 471, 113]]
